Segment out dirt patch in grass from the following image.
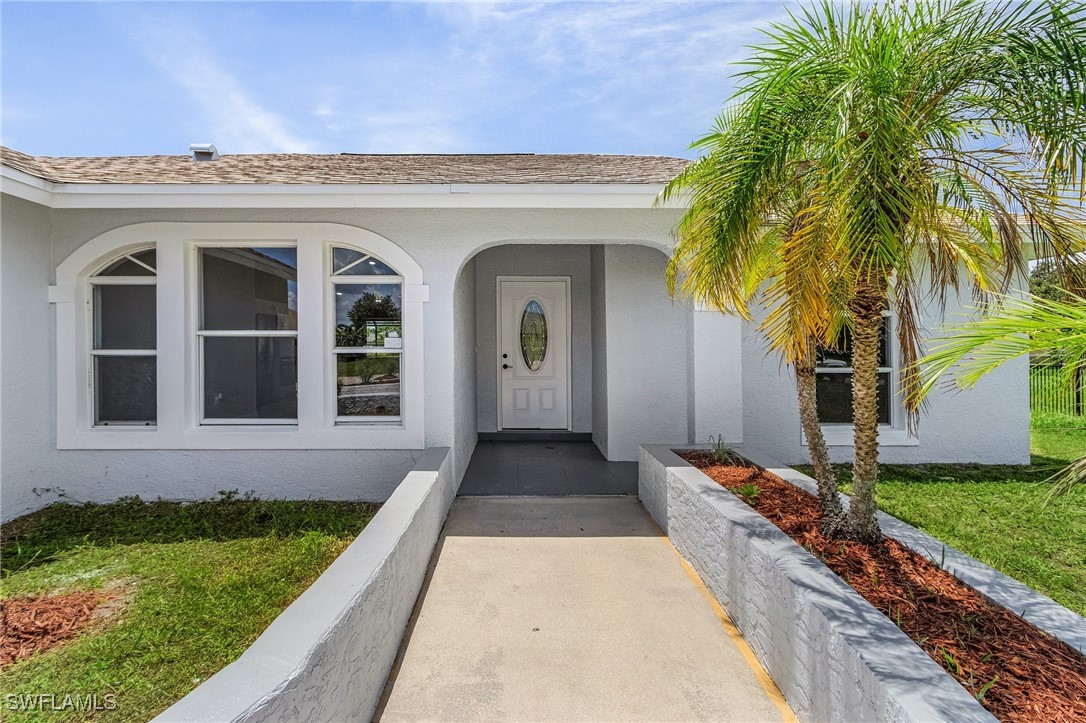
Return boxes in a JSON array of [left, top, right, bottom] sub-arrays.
[[1, 588, 125, 666], [680, 451, 1086, 723]]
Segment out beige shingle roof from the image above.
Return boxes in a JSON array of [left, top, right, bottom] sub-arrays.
[[0, 147, 689, 185]]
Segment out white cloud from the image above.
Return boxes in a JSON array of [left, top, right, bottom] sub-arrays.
[[115, 10, 317, 154], [94, 1, 793, 156], [423, 1, 793, 151]]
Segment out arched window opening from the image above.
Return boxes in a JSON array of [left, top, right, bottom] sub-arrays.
[[91, 248, 157, 425], [330, 247, 403, 423]]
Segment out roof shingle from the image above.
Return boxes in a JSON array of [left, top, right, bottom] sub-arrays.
[[0, 148, 689, 185]]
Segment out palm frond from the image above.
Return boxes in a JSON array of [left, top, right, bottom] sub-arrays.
[[912, 291, 1086, 401]]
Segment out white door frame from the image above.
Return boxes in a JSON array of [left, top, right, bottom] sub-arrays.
[[496, 275, 573, 431]]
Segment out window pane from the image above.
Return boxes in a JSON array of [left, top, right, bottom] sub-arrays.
[[816, 372, 891, 425], [203, 337, 298, 420], [337, 353, 401, 417], [520, 299, 548, 371], [332, 247, 397, 276], [95, 285, 156, 349], [132, 249, 157, 270], [98, 250, 156, 276], [354, 256, 397, 275], [881, 317, 892, 368], [816, 318, 891, 369], [96, 356, 156, 424], [201, 247, 298, 331], [816, 332, 852, 368], [334, 284, 402, 348], [332, 247, 366, 273]]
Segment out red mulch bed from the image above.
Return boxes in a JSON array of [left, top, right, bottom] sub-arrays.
[[0, 590, 114, 666], [680, 451, 1086, 723]]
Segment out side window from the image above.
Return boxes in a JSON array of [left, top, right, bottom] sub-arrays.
[[815, 314, 893, 425], [198, 246, 298, 423], [330, 247, 402, 423], [91, 249, 157, 425]]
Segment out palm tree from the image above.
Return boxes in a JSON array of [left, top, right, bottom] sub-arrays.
[[662, 140, 852, 533], [914, 291, 1086, 495], [666, 0, 1086, 542]]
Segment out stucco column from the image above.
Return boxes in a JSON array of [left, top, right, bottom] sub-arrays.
[[691, 305, 743, 445]]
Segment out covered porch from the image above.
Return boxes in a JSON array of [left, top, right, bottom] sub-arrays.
[[451, 242, 744, 488]]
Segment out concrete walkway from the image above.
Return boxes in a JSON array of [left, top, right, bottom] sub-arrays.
[[376, 497, 792, 722]]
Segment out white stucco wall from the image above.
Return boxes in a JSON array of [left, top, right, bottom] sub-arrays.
[[741, 286, 1031, 465], [0, 194, 1032, 520], [691, 310, 745, 446], [473, 244, 593, 433], [596, 245, 693, 460], [453, 257, 477, 481], [2, 196, 55, 518], [590, 245, 609, 455], [2, 202, 689, 519], [44, 206, 682, 451]]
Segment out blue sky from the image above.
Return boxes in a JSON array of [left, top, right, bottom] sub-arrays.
[[2, 1, 794, 159]]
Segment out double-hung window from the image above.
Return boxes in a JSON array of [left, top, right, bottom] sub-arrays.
[[61, 224, 424, 448], [815, 313, 894, 425], [198, 246, 299, 424], [330, 247, 403, 423], [90, 249, 157, 425]]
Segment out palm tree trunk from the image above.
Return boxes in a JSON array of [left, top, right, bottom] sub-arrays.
[[795, 339, 845, 534], [846, 276, 886, 544]]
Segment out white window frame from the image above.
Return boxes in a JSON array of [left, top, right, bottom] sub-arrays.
[[806, 310, 919, 447], [327, 244, 405, 426], [53, 223, 426, 450], [195, 241, 300, 426], [88, 248, 158, 427]]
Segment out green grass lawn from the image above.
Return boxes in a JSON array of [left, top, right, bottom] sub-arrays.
[[0, 496, 378, 722], [802, 423, 1086, 617], [1032, 412, 1086, 464]]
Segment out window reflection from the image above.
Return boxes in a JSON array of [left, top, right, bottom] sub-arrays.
[[336, 353, 400, 417], [201, 247, 298, 331], [334, 284, 402, 348]]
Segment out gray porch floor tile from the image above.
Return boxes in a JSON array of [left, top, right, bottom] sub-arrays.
[[458, 441, 638, 496], [375, 497, 789, 722]]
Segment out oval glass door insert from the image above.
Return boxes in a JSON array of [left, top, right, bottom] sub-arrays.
[[520, 300, 548, 372]]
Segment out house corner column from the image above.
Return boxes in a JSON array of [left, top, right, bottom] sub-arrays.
[[691, 306, 743, 445]]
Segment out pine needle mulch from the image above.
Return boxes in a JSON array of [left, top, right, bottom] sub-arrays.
[[0, 591, 115, 667], [681, 451, 1086, 723]]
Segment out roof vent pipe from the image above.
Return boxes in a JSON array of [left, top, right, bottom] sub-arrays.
[[189, 143, 220, 161]]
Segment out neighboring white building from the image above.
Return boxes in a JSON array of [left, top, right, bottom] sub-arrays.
[[0, 147, 1030, 520]]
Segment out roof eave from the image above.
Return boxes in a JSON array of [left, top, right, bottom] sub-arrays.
[[1, 164, 56, 205], [1, 167, 683, 210]]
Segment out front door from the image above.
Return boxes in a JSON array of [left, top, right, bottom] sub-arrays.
[[498, 277, 570, 430]]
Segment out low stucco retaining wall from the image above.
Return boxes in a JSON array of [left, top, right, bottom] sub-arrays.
[[640, 444, 997, 723], [157, 447, 456, 723], [733, 446, 1086, 656]]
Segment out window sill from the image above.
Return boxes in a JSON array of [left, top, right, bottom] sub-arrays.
[[804, 426, 919, 447], [59, 424, 423, 450], [335, 421, 404, 427]]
